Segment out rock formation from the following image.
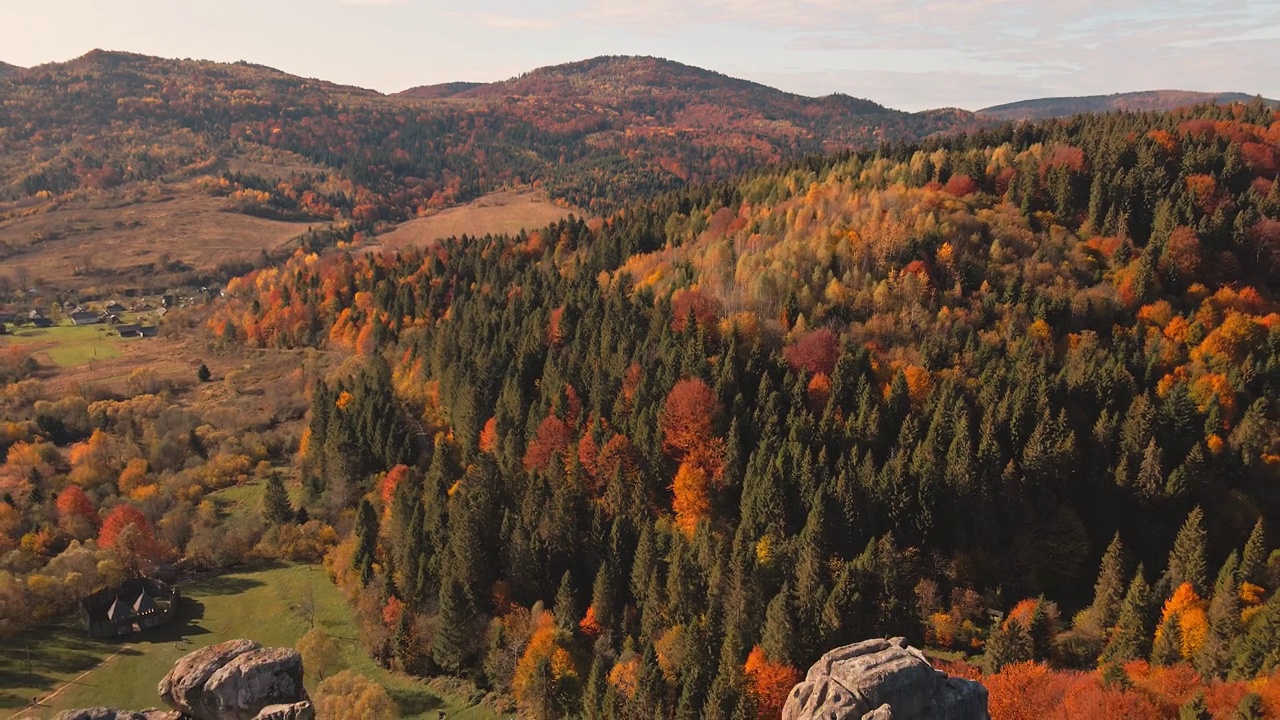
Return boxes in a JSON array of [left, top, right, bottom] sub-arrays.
[[782, 637, 989, 720], [57, 640, 313, 720]]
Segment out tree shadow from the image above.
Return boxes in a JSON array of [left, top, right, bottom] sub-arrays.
[[129, 597, 211, 645], [187, 574, 266, 597], [387, 685, 445, 716]]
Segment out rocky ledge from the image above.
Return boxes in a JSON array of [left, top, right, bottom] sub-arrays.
[[783, 637, 989, 720], [57, 640, 313, 720]]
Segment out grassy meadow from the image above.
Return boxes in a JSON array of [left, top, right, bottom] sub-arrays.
[[0, 563, 500, 719]]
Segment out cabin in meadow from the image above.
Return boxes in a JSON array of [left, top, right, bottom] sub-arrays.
[[79, 578, 180, 638]]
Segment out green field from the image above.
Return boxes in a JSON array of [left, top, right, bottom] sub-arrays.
[[0, 563, 499, 719], [1, 324, 124, 367]]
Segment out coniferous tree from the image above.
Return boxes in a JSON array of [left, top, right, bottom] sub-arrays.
[[761, 583, 798, 668], [1090, 533, 1128, 629], [1239, 519, 1267, 586], [1195, 552, 1240, 679], [1167, 507, 1209, 596], [1151, 610, 1183, 666], [261, 472, 293, 525], [352, 498, 379, 585], [433, 573, 477, 674], [554, 571, 578, 635], [1101, 565, 1153, 664], [1229, 591, 1280, 680]]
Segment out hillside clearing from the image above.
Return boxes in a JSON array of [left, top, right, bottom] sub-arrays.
[[369, 189, 578, 251], [0, 563, 497, 719]]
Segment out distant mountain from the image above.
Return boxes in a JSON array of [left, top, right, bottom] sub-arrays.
[[402, 55, 897, 117], [0, 51, 982, 223], [977, 90, 1276, 121], [0, 61, 23, 78], [397, 81, 485, 99]]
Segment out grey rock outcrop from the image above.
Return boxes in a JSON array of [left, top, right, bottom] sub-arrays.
[[56, 710, 179, 720], [199, 647, 307, 720], [782, 637, 989, 720], [159, 639, 262, 717]]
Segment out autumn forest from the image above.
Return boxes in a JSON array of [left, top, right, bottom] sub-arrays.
[[0, 51, 1278, 720]]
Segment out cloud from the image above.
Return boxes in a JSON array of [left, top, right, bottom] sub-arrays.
[[581, 0, 1279, 107], [475, 14, 557, 30]]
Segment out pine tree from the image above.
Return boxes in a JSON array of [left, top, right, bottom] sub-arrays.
[[261, 472, 293, 525], [1151, 610, 1183, 666], [1101, 565, 1153, 664], [434, 573, 476, 673], [761, 583, 798, 668], [986, 618, 1033, 672], [1167, 507, 1208, 596], [352, 498, 379, 586], [1090, 533, 1127, 629], [1239, 518, 1267, 586], [1195, 552, 1240, 679], [554, 571, 577, 635]]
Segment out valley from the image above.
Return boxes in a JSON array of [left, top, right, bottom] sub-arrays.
[[0, 47, 1276, 720]]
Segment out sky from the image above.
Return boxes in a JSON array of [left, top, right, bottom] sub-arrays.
[[4, 0, 1279, 111]]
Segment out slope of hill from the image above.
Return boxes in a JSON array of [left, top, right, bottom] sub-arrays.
[[0, 61, 21, 78], [208, 103, 1280, 715], [0, 51, 986, 294], [978, 89, 1274, 121]]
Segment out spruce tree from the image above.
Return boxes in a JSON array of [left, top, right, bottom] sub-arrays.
[[986, 619, 1033, 672], [554, 570, 578, 635], [1151, 610, 1183, 666], [1101, 565, 1153, 664], [1195, 552, 1240, 679], [1239, 518, 1267, 586], [434, 573, 476, 673], [761, 583, 798, 668], [1090, 533, 1127, 629], [352, 498, 379, 585], [1167, 506, 1208, 596], [261, 472, 293, 525]]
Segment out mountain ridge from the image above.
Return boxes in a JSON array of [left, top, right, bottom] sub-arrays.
[[978, 89, 1276, 121]]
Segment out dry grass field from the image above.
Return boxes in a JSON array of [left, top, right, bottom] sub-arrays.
[[0, 188, 311, 290], [369, 188, 578, 251]]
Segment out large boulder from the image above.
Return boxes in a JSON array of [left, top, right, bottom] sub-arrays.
[[159, 639, 262, 717], [197, 647, 307, 720], [783, 637, 989, 720]]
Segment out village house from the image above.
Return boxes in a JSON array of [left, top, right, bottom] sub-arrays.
[[70, 310, 101, 325]]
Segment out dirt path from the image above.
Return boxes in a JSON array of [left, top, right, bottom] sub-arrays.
[[7, 645, 131, 720]]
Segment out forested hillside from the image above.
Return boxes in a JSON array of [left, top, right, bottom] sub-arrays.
[[0, 51, 974, 226], [195, 103, 1280, 716], [978, 91, 1277, 122]]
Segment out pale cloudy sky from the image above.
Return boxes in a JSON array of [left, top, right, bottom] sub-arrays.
[[3, 0, 1278, 111]]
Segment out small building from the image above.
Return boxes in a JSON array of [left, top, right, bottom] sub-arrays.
[[0, 311, 16, 325], [104, 301, 127, 315], [70, 311, 101, 326], [139, 325, 159, 338], [79, 578, 180, 638], [116, 323, 142, 338], [28, 311, 52, 328]]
